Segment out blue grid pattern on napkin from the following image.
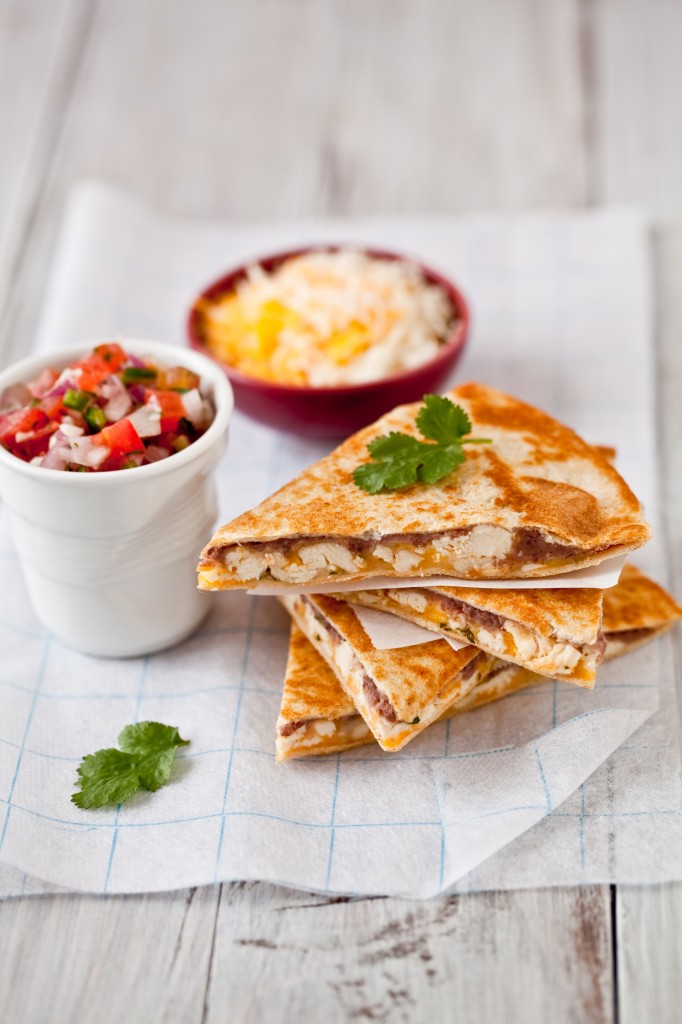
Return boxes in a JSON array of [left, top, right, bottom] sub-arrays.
[[0, 189, 679, 898]]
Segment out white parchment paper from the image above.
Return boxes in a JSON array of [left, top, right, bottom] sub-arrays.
[[0, 183, 679, 899]]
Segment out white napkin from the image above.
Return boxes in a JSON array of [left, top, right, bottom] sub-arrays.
[[1, 183, 679, 899], [248, 555, 627, 595], [352, 604, 466, 651]]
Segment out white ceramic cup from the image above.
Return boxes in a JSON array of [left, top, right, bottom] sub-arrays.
[[0, 339, 234, 657]]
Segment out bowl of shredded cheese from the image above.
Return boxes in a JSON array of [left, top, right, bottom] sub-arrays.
[[187, 246, 469, 436]]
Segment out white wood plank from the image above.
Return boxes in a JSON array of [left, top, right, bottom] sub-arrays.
[[0, 0, 332, 366], [596, 0, 682, 1011], [24, 0, 590, 220], [616, 883, 682, 1024], [0, 0, 592, 367], [310, 0, 589, 215], [205, 882, 614, 1024], [595, 0, 682, 220], [0, 887, 219, 1024], [0, 0, 94, 344], [614, 230, 682, 1024]]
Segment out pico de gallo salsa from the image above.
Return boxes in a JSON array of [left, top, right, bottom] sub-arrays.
[[0, 342, 214, 471]]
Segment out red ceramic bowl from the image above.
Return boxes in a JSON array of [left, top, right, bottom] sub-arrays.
[[187, 245, 469, 438]]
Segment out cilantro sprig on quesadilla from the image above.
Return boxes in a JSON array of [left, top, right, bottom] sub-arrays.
[[353, 394, 492, 493]]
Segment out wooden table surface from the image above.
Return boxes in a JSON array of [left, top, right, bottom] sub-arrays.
[[0, 1, 680, 1020]]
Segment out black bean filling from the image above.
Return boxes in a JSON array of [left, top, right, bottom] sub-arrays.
[[362, 675, 398, 723], [460, 651, 487, 681], [212, 527, 606, 572], [279, 717, 312, 738], [509, 529, 585, 563], [428, 591, 505, 632], [605, 627, 653, 645], [301, 596, 343, 645]]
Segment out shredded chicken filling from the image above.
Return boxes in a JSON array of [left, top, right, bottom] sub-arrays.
[[209, 526, 613, 585]]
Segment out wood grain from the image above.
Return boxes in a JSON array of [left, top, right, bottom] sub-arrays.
[[594, 0, 682, 220], [595, 0, 682, 1011], [0, 0, 681, 1019], [0, 887, 219, 1024], [204, 882, 614, 1024], [616, 883, 682, 1024], [0, 0, 94, 327]]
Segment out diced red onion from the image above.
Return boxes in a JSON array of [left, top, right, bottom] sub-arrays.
[[144, 445, 170, 463], [127, 353, 146, 368], [181, 388, 210, 429], [67, 435, 109, 468], [128, 384, 146, 404], [28, 367, 59, 399], [41, 445, 68, 470], [58, 423, 84, 438], [0, 383, 32, 413], [101, 375, 132, 422], [127, 404, 161, 437], [45, 366, 78, 398]]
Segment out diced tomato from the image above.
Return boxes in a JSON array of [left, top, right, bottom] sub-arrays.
[[93, 417, 144, 462], [72, 343, 126, 391], [0, 407, 49, 448], [145, 389, 186, 432], [93, 343, 126, 372], [39, 395, 67, 421], [13, 423, 59, 460], [28, 367, 59, 399]]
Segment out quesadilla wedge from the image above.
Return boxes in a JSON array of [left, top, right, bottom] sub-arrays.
[[280, 593, 496, 751], [276, 566, 681, 759], [277, 623, 376, 760], [276, 628, 543, 760], [602, 563, 682, 656], [338, 583, 606, 686], [198, 383, 650, 590]]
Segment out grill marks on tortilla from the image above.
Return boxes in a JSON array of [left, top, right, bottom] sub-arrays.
[[482, 448, 606, 547], [296, 593, 481, 725], [603, 563, 682, 633], [278, 621, 356, 725], [199, 382, 651, 585]]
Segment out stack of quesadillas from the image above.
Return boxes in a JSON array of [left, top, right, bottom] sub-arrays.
[[198, 384, 680, 762]]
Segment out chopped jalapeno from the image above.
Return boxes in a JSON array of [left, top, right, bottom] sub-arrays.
[[121, 366, 157, 384], [63, 389, 91, 412], [171, 435, 190, 452], [84, 405, 106, 431]]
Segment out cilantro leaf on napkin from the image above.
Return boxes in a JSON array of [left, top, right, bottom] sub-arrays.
[[71, 722, 189, 809], [353, 394, 491, 494]]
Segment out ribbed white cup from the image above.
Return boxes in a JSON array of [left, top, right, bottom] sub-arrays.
[[0, 339, 233, 656]]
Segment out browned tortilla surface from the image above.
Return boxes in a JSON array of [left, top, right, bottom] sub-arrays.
[[199, 383, 650, 587]]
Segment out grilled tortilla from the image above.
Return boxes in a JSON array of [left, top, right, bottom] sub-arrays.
[[198, 383, 650, 590], [276, 628, 542, 761], [276, 566, 681, 760], [280, 593, 496, 752], [339, 584, 606, 686], [602, 563, 682, 656]]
